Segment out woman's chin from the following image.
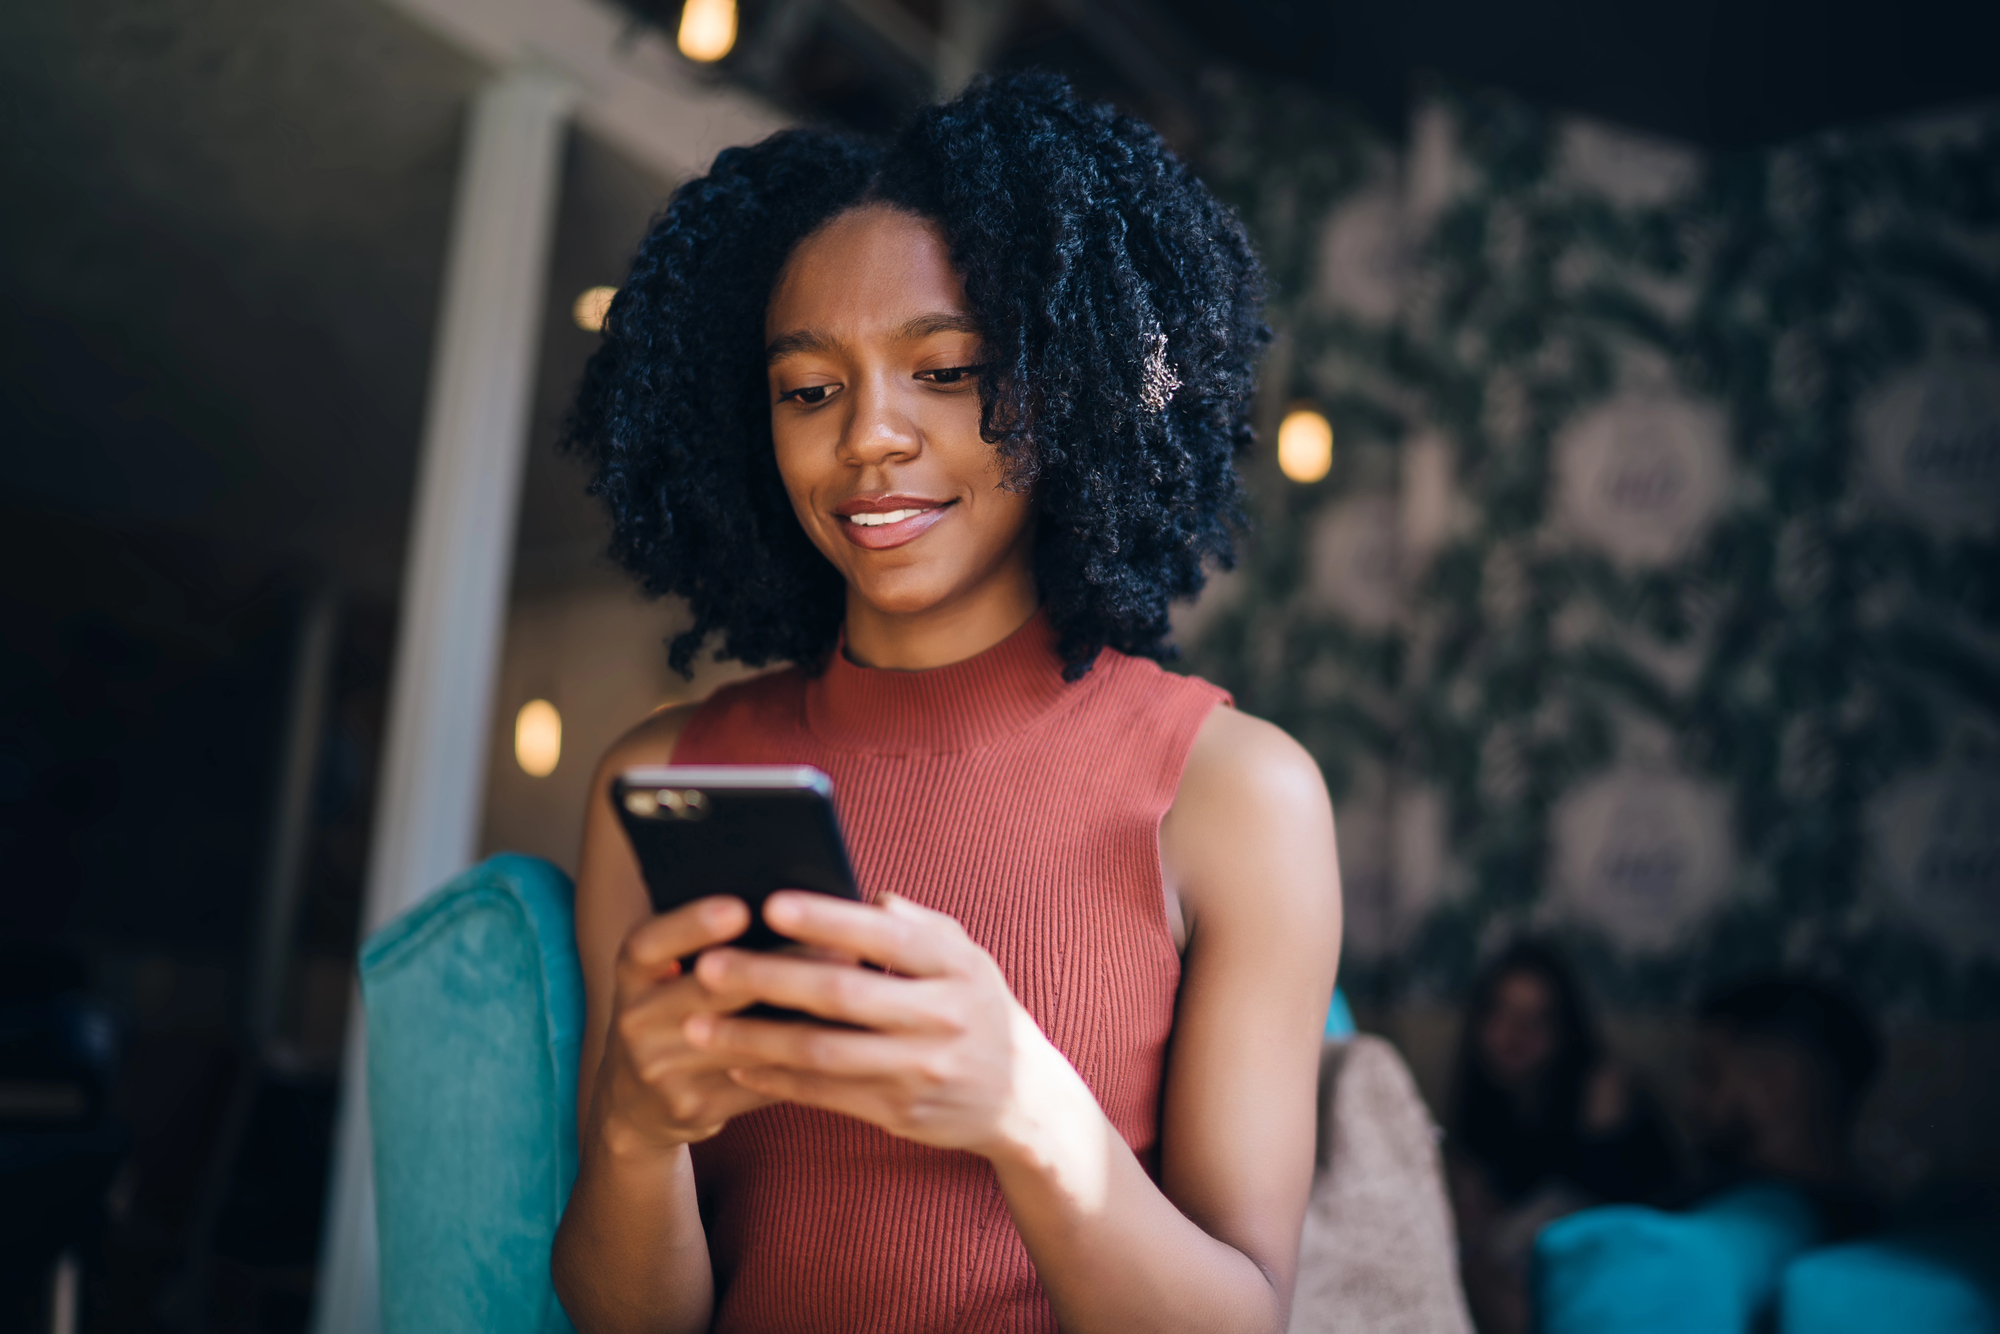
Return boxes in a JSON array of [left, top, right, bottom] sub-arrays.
[[847, 579, 962, 621], [835, 540, 1037, 633], [846, 559, 1020, 623]]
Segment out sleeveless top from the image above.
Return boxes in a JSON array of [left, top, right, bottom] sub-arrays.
[[674, 611, 1229, 1334]]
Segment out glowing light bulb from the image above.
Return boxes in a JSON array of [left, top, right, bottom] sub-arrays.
[[1278, 406, 1334, 483], [677, 0, 737, 62], [515, 699, 561, 777], [572, 286, 616, 333]]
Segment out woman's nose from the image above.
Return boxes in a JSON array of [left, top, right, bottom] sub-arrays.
[[838, 374, 919, 465]]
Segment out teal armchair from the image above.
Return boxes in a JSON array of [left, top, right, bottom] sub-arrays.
[[1780, 1225, 2000, 1334], [1536, 1185, 2000, 1334], [360, 855, 583, 1334], [1535, 1183, 1823, 1334]]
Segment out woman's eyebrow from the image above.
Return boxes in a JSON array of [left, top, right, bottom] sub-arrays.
[[765, 314, 978, 363], [897, 313, 981, 340], [765, 328, 839, 363]]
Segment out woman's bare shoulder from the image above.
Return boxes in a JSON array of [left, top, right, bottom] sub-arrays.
[[597, 700, 704, 777], [1162, 703, 1339, 937], [1178, 705, 1331, 826]]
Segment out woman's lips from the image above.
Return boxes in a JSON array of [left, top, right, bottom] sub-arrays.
[[836, 501, 953, 550]]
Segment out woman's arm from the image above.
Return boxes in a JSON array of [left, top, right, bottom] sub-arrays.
[[687, 705, 1341, 1332], [551, 707, 771, 1334]]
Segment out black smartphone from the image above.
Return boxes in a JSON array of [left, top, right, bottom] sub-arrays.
[[611, 765, 863, 953]]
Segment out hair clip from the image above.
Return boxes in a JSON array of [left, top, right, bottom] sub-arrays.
[[1139, 332, 1180, 414]]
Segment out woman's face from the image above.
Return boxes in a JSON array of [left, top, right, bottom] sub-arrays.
[[1478, 970, 1559, 1092], [765, 205, 1035, 624]]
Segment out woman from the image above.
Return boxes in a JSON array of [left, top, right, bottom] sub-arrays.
[[550, 74, 1343, 1334], [1445, 942, 1678, 1333]]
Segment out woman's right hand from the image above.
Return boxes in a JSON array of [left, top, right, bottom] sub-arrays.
[[593, 895, 774, 1154]]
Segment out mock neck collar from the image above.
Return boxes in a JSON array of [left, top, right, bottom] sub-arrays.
[[804, 610, 1078, 754]]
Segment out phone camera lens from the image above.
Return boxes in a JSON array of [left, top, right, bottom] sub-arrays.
[[624, 790, 659, 816], [654, 789, 709, 821]]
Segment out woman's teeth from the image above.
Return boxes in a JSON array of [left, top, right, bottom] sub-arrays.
[[846, 508, 928, 526]]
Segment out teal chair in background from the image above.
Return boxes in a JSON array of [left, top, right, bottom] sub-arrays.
[[361, 855, 583, 1334], [1323, 986, 1356, 1041], [1779, 1225, 2000, 1334], [1535, 1183, 1825, 1334], [1536, 1186, 2000, 1334]]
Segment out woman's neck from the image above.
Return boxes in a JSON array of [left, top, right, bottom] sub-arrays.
[[842, 565, 1039, 671]]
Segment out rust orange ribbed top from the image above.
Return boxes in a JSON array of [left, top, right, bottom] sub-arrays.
[[673, 610, 1229, 1333]]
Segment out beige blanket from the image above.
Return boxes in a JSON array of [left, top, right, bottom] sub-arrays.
[[1287, 1036, 1475, 1334]]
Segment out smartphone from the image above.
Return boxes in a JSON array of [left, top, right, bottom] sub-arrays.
[[611, 765, 863, 953]]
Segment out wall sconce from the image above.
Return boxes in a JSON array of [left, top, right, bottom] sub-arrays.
[[678, 0, 737, 62], [1278, 404, 1334, 483], [515, 699, 562, 777]]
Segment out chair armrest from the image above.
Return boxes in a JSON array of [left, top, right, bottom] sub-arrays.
[[361, 854, 584, 1334]]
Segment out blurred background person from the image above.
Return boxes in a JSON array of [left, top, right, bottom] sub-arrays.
[[1686, 975, 1883, 1239], [1446, 941, 1680, 1334]]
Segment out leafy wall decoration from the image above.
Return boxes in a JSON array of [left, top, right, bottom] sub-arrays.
[[1186, 80, 2000, 1020]]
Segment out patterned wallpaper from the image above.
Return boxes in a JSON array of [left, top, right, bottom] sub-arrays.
[[1184, 80, 2000, 1020]]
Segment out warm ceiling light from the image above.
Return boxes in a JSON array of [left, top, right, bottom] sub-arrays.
[[572, 286, 616, 333], [515, 699, 561, 777], [1278, 405, 1335, 483], [677, 0, 737, 62]]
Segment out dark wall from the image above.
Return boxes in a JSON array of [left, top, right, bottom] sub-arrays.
[[1, 503, 293, 954]]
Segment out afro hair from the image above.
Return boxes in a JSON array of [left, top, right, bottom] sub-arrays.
[[563, 71, 1268, 678]]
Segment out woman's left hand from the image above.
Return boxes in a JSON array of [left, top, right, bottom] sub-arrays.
[[680, 891, 1078, 1163]]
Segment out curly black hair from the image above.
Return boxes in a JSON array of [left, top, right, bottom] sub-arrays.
[[564, 71, 1268, 678]]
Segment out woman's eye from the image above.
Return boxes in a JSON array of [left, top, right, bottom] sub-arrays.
[[781, 384, 836, 405], [921, 365, 983, 386]]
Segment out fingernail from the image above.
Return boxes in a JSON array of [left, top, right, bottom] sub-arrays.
[[684, 1014, 714, 1045], [766, 894, 800, 925]]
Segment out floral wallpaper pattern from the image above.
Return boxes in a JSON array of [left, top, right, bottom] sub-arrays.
[[1186, 80, 2000, 1019]]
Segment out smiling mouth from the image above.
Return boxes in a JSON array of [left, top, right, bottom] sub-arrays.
[[834, 498, 955, 550], [844, 507, 932, 527]]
